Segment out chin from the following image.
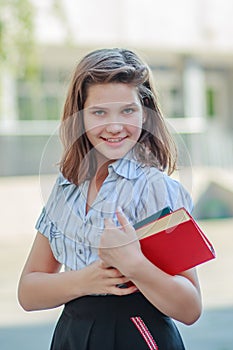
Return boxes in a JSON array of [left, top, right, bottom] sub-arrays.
[[95, 147, 131, 162]]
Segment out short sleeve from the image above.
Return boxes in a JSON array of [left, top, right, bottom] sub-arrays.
[[164, 174, 194, 213], [176, 182, 194, 213], [35, 207, 50, 238], [149, 170, 194, 214], [35, 174, 70, 264], [35, 175, 60, 238]]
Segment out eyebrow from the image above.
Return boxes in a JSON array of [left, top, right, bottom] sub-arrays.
[[87, 102, 140, 110]]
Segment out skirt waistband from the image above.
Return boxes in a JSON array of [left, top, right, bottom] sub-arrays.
[[63, 292, 168, 321], [51, 292, 185, 349]]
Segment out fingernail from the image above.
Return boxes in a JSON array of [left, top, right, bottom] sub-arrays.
[[116, 206, 123, 214]]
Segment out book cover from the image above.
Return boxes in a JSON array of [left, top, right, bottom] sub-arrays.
[[133, 206, 172, 230], [135, 207, 216, 275]]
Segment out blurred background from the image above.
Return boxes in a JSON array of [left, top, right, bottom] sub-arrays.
[[0, 0, 233, 349]]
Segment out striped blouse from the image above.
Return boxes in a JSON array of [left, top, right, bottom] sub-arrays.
[[35, 152, 193, 271]]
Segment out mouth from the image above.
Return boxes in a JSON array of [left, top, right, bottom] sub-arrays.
[[101, 136, 128, 143]]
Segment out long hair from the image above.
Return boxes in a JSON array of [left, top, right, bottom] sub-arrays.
[[59, 48, 177, 185]]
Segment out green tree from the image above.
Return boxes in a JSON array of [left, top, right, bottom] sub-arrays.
[[0, 0, 36, 77], [0, 0, 73, 76], [0, 0, 72, 121]]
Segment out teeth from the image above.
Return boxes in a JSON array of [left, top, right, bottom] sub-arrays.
[[106, 138, 123, 143]]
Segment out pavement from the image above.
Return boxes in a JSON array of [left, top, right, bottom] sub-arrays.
[[0, 174, 233, 350]]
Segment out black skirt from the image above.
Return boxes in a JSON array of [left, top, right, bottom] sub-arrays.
[[50, 292, 185, 350]]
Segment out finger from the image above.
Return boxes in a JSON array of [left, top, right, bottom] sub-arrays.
[[107, 269, 125, 279], [116, 207, 132, 232], [104, 217, 115, 228], [111, 285, 138, 296], [107, 277, 128, 286], [100, 260, 113, 269]]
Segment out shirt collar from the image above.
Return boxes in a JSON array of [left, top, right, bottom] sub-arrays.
[[58, 150, 144, 186], [108, 150, 144, 180], [58, 172, 73, 186]]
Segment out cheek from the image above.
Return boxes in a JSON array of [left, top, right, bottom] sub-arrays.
[[127, 118, 143, 137], [84, 117, 103, 135], [83, 116, 91, 133]]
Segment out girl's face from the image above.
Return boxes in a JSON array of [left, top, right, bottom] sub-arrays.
[[83, 83, 144, 165]]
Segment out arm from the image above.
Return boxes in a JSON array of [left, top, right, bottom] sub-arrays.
[[125, 259, 201, 325], [18, 232, 138, 311], [99, 210, 202, 325]]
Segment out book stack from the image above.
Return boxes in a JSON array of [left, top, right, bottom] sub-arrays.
[[134, 207, 215, 275]]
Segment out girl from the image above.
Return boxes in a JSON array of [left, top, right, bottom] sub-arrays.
[[18, 48, 202, 349]]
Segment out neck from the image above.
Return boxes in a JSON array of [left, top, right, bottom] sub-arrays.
[[94, 150, 116, 182], [95, 160, 111, 183]]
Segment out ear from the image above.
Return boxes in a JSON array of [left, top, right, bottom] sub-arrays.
[[142, 111, 147, 124]]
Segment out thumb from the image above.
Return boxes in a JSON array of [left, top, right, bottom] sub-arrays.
[[116, 207, 132, 233]]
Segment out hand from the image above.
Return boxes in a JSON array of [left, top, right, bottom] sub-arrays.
[[98, 208, 144, 277], [80, 260, 138, 296]]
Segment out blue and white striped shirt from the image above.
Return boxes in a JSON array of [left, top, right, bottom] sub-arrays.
[[35, 152, 193, 271]]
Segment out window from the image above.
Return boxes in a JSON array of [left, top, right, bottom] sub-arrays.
[[206, 87, 215, 119], [18, 95, 34, 120], [205, 68, 229, 123], [44, 95, 60, 120], [152, 68, 183, 118], [169, 87, 183, 118], [17, 67, 67, 121]]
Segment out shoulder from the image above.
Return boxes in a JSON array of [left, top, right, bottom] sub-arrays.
[[146, 167, 193, 213], [56, 172, 73, 186], [52, 172, 77, 193], [42, 172, 79, 212]]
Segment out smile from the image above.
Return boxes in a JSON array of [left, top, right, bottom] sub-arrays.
[[101, 137, 127, 143]]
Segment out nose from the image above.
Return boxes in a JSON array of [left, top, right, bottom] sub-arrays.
[[105, 122, 123, 134]]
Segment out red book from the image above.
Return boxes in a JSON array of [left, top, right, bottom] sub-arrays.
[[136, 207, 216, 275]]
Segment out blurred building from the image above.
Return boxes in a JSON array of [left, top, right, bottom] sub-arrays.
[[0, 1, 233, 191]]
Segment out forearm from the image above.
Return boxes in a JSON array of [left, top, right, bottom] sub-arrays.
[[99, 210, 202, 325], [18, 270, 85, 311], [127, 257, 202, 325], [18, 260, 136, 312]]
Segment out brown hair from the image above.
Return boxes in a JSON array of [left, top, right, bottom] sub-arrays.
[[59, 48, 177, 185]]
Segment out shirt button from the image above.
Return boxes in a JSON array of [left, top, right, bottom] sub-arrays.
[[78, 249, 83, 255], [78, 237, 82, 243]]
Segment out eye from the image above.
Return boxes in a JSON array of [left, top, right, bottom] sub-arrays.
[[122, 108, 134, 115], [93, 110, 106, 116]]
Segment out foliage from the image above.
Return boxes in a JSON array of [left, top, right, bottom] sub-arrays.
[[0, 0, 37, 77]]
